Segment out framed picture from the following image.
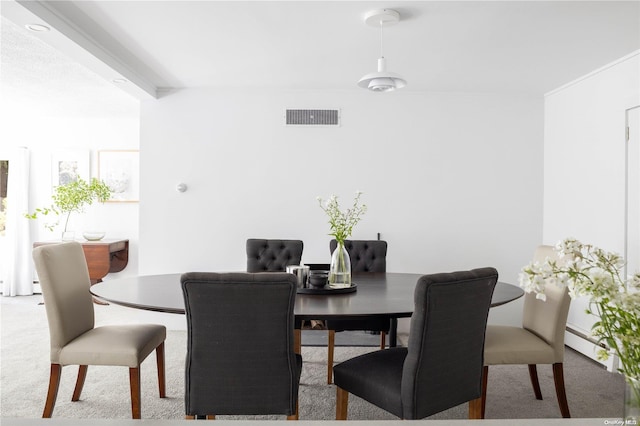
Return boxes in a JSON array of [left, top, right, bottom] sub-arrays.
[[98, 150, 140, 202], [51, 150, 90, 187]]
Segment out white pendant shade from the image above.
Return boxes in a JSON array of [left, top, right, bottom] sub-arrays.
[[358, 9, 407, 92], [358, 57, 407, 92]]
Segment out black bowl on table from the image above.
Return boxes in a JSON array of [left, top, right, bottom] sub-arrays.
[[308, 270, 329, 288]]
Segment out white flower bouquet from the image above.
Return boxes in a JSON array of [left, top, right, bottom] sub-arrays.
[[519, 238, 640, 416], [316, 191, 367, 244]]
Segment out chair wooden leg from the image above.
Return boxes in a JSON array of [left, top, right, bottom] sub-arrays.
[[42, 364, 62, 418], [286, 399, 299, 420], [480, 365, 488, 419], [294, 329, 302, 355], [468, 397, 482, 419], [328, 330, 336, 384], [156, 342, 166, 398], [71, 365, 88, 401], [380, 331, 386, 349], [336, 386, 349, 420], [129, 367, 141, 419], [552, 362, 571, 418], [528, 364, 543, 400]]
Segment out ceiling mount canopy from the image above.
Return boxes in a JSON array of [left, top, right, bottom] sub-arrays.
[[358, 9, 407, 92]]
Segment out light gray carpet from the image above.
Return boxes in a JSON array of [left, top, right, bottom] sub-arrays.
[[0, 296, 626, 420], [301, 329, 385, 347]]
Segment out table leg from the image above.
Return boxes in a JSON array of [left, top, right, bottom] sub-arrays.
[[91, 279, 109, 305], [389, 318, 398, 347]]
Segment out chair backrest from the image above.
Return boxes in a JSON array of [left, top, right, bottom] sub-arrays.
[[246, 239, 303, 272], [181, 272, 299, 416], [329, 239, 387, 272], [32, 242, 95, 362], [522, 245, 571, 363], [401, 267, 498, 419]]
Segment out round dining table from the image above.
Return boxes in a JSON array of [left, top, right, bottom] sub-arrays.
[[90, 272, 524, 348]]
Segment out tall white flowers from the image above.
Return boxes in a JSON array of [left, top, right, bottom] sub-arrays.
[[317, 191, 367, 244], [519, 238, 640, 394]]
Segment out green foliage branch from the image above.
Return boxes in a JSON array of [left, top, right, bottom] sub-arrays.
[[25, 178, 111, 232]]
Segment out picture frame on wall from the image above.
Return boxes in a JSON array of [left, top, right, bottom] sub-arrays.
[[51, 150, 90, 187], [98, 150, 140, 202]]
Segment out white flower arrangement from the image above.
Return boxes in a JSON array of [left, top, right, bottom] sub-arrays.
[[316, 191, 367, 244], [519, 238, 640, 403]]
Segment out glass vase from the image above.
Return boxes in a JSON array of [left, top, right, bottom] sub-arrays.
[[329, 241, 351, 289], [625, 376, 640, 425]]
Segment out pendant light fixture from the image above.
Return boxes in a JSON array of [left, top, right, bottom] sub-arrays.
[[358, 9, 407, 92]]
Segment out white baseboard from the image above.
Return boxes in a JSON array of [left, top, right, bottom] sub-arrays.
[[564, 325, 618, 372]]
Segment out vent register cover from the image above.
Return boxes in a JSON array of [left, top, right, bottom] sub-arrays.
[[285, 109, 340, 126]]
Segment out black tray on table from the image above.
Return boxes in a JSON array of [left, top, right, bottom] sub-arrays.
[[297, 283, 357, 295]]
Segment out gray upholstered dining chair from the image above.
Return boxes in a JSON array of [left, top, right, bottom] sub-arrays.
[[481, 245, 572, 418], [246, 239, 304, 272], [246, 238, 304, 349], [326, 239, 390, 384], [181, 272, 302, 420], [333, 267, 498, 420], [32, 242, 166, 419]]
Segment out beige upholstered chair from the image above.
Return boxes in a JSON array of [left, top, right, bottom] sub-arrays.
[[33, 242, 167, 419], [481, 245, 572, 418]]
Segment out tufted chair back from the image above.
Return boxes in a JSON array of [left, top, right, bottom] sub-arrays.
[[330, 239, 387, 272], [246, 239, 304, 272]]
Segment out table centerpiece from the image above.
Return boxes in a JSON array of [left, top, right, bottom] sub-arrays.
[[317, 191, 367, 288]]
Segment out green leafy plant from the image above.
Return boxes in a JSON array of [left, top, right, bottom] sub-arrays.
[[25, 178, 111, 232]]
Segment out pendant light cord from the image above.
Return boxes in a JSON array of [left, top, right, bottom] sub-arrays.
[[379, 20, 384, 58]]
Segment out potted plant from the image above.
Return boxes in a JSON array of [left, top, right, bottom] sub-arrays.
[[25, 177, 111, 240], [317, 191, 367, 288], [519, 238, 640, 424]]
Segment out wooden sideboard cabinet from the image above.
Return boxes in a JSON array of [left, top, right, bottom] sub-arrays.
[[33, 239, 129, 284]]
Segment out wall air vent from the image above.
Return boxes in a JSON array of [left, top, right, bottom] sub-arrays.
[[285, 109, 340, 126]]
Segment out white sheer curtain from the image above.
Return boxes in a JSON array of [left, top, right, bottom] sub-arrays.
[[2, 147, 32, 296]]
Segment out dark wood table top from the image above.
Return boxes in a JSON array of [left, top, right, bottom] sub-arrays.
[[90, 272, 524, 319]]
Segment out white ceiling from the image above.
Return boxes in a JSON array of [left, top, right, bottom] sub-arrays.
[[1, 16, 139, 117], [2, 1, 640, 102]]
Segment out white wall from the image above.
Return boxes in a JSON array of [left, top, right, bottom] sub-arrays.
[[543, 51, 640, 366], [544, 52, 640, 251], [140, 88, 544, 326]]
